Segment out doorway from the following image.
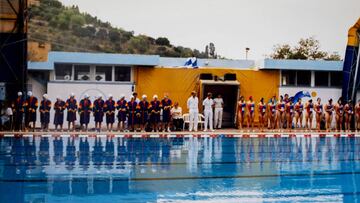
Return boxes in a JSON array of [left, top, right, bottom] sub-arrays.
[[202, 84, 239, 128]]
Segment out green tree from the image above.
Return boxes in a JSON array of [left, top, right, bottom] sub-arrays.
[[155, 37, 170, 46], [109, 29, 121, 42], [271, 44, 293, 59], [270, 37, 341, 60], [70, 15, 85, 27], [325, 52, 342, 61], [128, 36, 150, 53]]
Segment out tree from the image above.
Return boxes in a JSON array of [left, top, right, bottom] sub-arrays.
[[155, 37, 170, 46], [109, 29, 121, 42], [270, 37, 341, 60], [205, 45, 209, 58], [271, 44, 293, 59], [325, 52, 342, 61], [96, 28, 108, 39], [209, 42, 216, 58]]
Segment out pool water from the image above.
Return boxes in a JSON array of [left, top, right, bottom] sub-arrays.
[[0, 136, 359, 202]]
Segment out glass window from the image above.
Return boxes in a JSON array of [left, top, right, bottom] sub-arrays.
[[315, 71, 329, 87], [55, 63, 72, 80], [281, 70, 296, 86], [330, 71, 342, 87], [115, 66, 131, 82], [297, 71, 311, 86], [96, 66, 112, 81], [74, 65, 90, 81]]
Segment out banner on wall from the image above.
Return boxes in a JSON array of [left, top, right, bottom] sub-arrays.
[[184, 57, 198, 69]]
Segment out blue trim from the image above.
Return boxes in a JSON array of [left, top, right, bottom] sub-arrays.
[[262, 59, 343, 71], [28, 51, 160, 70]]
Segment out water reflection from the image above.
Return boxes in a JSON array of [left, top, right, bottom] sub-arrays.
[[0, 136, 359, 202]]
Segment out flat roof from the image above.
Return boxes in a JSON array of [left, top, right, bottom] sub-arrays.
[[28, 51, 343, 71], [260, 59, 343, 71], [28, 51, 160, 70], [159, 57, 255, 69]]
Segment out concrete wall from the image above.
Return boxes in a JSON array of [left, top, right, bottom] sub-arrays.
[[28, 41, 51, 62]]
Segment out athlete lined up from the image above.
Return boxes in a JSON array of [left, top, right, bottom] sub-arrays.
[[237, 95, 355, 131]]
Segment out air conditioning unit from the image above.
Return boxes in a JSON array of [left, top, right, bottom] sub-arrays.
[[77, 74, 90, 81], [64, 75, 71, 81], [95, 74, 105, 81], [199, 73, 213, 80], [224, 73, 236, 81]]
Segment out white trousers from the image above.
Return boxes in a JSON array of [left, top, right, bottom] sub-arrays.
[[214, 108, 223, 128], [204, 109, 213, 131], [189, 110, 199, 131]]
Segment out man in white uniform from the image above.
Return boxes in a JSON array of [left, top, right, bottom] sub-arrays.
[[202, 92, 214, 132], [187, 91, 199, 131], [213, 94, 224, 129]]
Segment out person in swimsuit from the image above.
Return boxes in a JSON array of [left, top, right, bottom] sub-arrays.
[[237, 96, 246, 130], [314, 98, 323, 131], [294, 98, 304, 129], [258, 98, 267, 131], [285, 98, 294, 130], [283, 93, 290, 126], [275, 95, 285, 130], [355, 100, 360, 131], [344, 100, 354, 132], [268, 96, 277, 130], [334, 98, 344, 131], [246, 96, 255, 130], [324, 99, 334, 131], [304, 99, 314, 130]]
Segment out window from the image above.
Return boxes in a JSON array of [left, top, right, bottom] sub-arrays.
[[115, 66, 131, 82], [95, 66, 112, 81], [315, 71, 329, 87], [74, 65, 90, 81], [55, 63, 72, 80], [297, 71, 311, 86], [281, 70, 296, 86], [330, 71, 342, 87]]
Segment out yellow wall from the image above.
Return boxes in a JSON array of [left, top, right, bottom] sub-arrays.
[[28, 41, 51, 62], [135, 67, 279, 120]]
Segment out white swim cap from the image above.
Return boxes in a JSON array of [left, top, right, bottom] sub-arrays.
[[153, 95, 158, 99], [142, 94, 147, 99], [84, 94, 89, 98], [27, 91, 33, 96], [18, 92, 22, 96], [120, 94, 125, 98], [70, 92, 75, 97], [43, 94, 48, 99]]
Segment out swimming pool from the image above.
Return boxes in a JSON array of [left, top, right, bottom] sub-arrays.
[[0, 135, 359, 202]]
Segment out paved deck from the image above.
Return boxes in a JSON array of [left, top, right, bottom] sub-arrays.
[[0, 129, 359, 138]]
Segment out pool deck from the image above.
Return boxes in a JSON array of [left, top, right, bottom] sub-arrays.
[[0, 129, 359, 138]]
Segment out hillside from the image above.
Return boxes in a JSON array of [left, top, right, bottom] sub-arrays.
[[29, 0, 208, 58]]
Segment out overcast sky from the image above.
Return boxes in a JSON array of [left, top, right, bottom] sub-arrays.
[[60, 0, 359, 60]]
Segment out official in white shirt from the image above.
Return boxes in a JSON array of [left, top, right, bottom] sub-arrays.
[[187, 91, 199, 131], [213, 94, 224, 129], [202, 92, 214, 131]]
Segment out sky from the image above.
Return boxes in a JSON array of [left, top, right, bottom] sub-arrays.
[[59, 0, 359, 60]]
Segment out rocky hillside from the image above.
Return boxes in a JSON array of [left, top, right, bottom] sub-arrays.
[[29, 0, 208, 58]]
